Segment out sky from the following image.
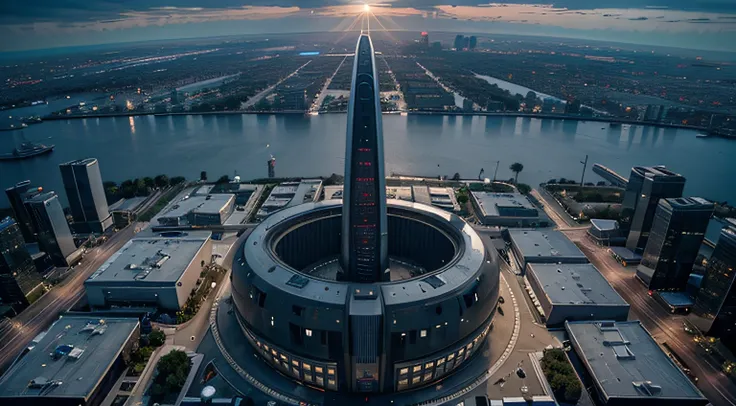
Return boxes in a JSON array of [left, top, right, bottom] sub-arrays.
[[1, 1, 735, 52]]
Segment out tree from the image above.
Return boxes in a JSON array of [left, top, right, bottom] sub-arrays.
[[143, 177, 155, 189], [516, 183, 531, 195], [170, 176, 186, 185], [149, 329, 166, 347], [154, 174, 169, 188], [509, 162, 524, 184], [150, 350, 190, 401], [457, 194, 469, 204], [452, 172, 461, 181]]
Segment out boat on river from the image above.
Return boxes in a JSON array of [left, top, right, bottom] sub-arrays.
[[0, 142, 55, 161]]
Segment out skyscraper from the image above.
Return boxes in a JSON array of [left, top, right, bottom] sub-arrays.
[[689, 225, 736, 350], [60, 158, 112, 233], [0, 217, 42, 314], [621, 166, 686, 253], [24, 192, 77, 267], [341, 34, 389, 283], [267, 156, 276, 178], [420, 32, 429, 47], [5, 180, 42, 243], [636, 197, 713, 291]]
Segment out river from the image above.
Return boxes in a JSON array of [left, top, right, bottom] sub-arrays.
[[0, 114, 732, 207]]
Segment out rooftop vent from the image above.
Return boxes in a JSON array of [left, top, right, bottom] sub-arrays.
[[632, 381, 662, 396], [68, 348, 85, 360], [29, 377, 49, 388]]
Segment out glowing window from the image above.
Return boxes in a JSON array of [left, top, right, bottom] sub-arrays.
[[423, 372, 433, 381], [420, 329, 427, 338], [305, 329, 313, 337], [316, 376, 324, 386], [315, 366, 323, 374], [400, 368, 409, 375], [412, 365, 422, 373], [292, 360, 299, 367], [425, 362, 434, 369], [328, 368, 335, 376], [412, 376, 421, 384], [437, 358, 445, 365], [303, 363, 311, 371]]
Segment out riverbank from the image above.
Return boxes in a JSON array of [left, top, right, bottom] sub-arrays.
[[36, 109, 732, 138]]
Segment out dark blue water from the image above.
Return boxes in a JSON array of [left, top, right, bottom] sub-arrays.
[[0, 114, 732, 207]]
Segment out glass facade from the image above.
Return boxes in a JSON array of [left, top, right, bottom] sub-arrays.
[[60, 158, 111, 233], [393, 321, 491, 391], [0, 217, 42, 313], [689, 227, 736, 349], [24, 192, 76, 267], [636, 198, 713, 291]]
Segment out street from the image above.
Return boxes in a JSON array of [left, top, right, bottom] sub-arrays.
[[565, 229, 736, 406], [0, 223, 139, 373]]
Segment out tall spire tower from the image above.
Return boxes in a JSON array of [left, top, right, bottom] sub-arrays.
[[341, 34, 389, 283]]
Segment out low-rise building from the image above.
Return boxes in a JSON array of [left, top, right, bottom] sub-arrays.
[[85, 230, 212, 310], [588, 219, 625, 246], [158, 194, 235, 226], [0, 315, 140, 406], [428, 187, 460, 212], [508, 229, 588, 273], [472, 192, 549, 227], [565, 320, 708, 406], [526, 263, 629, 326], [323, 185, 460, 212], [257, 179, 323, 220]]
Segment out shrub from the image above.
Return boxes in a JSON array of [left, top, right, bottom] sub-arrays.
[[149, 329, 166, 348]]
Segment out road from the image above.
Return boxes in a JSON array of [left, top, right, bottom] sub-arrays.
[[0, 223, 139, 374], [565, 229, 736, 406], [310, 56, 348, 113], [242, 60, 313, 109]]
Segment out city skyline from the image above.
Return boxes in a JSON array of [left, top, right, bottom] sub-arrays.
[[1, 1, 736, 52]]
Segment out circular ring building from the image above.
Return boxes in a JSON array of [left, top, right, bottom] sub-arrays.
[[229, 35, 499, 395]]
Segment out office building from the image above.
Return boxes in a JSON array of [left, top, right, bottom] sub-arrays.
[[508, 230, 588, 272], [24, 192, 78, 267], [636, 197, 713, 291], [226, 36, 499, 394], [689, 225, 736, 349], [256, 179, 323, 220], [565, 320, 708, 406], [621, 166, 686, 253], [0, 315, 140, 406], [472, 192, 549, 227], [85, 230, 212, 310], [157, 194, 235, 226], [5, 180, 42, 242], [0, 217, 42, 314], [526, 263, 629, 326], [587, 219, 625, 246], [59, 158, 113, 233]]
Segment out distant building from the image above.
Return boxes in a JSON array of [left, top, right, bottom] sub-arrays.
[[5, 180, 42, 243], [0, 315, 140, 406], [24, 192, 78, 267], [85, 230, 212, 310], [472, 192, 549, 227], [508, 230, 588, 273], [420, 31, 429, 47], [526, 263, 629, 326], [486, 100, 504, 111], [468, 36, 477, 50], [453, 34, 465, 50], [689, 225, 736, 348], [59, 158, 113, 234], [427, 187, 461, 212], [621, 166, 686, 253], [323, 185, 459, 212], [108, 196, 147, 229], [268, 156, 276, 178], [462, 98, 474, 112], [0, 217, 42, 314], [644, 104, 666, 122], [636, 197, 713, 291], [564, 99, 581, 115], [256, 179, 323, 220], [157, 194, 235, 226], [565, 320, 708, 406]]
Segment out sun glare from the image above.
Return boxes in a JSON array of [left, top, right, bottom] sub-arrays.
[[363, 4, 370, 12]]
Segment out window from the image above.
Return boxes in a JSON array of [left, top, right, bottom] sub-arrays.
[[303, 363, 311, 371], [271, 349, 277, 356], [305, 329, 313, 337], [263, 344, 269, 351], [315, 366, 323, 374], [458, 348, 465, 356], [328, 378, 336, 388], [412, 376, 421, 384], [447, 353, 455, 361], [316, 376, 324, 386], [400, 367, 409, 375], [292, 360, 299, 367], [437, 358, 445, 365], [420, 329, 427, 338], [304, 373, 313, 382], [423, 372, 433, 381], [425, 362, 434, 369], [292, 367, 300, 376], [327, 368, 335, 376], [280, 354, 287, 361], [412, 365, 422, 373], [398, 379, 408, 389], [466, 343, 473, 351]]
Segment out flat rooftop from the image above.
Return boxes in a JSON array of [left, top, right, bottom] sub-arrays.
[[528, 264, 627, 306], [472, 192, 537, 217], [0, 315, 139, 400], [509, 230, 587, 261], [566, 320, 706, 402], [590, 219, 619, 232], [161, 194, 234, 218], [609, 246, 642, 261], [109, 196, 147, 212], [86, 230, 211, 284]]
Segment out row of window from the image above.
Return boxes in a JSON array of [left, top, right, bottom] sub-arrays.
[[247, 331, 339, 391], [394, 322, 491, 391]]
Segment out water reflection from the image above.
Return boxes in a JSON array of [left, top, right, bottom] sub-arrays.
[[129, 116, 136, 135]]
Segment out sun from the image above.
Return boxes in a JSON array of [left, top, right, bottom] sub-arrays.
[[363, 4, 370, 12]]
